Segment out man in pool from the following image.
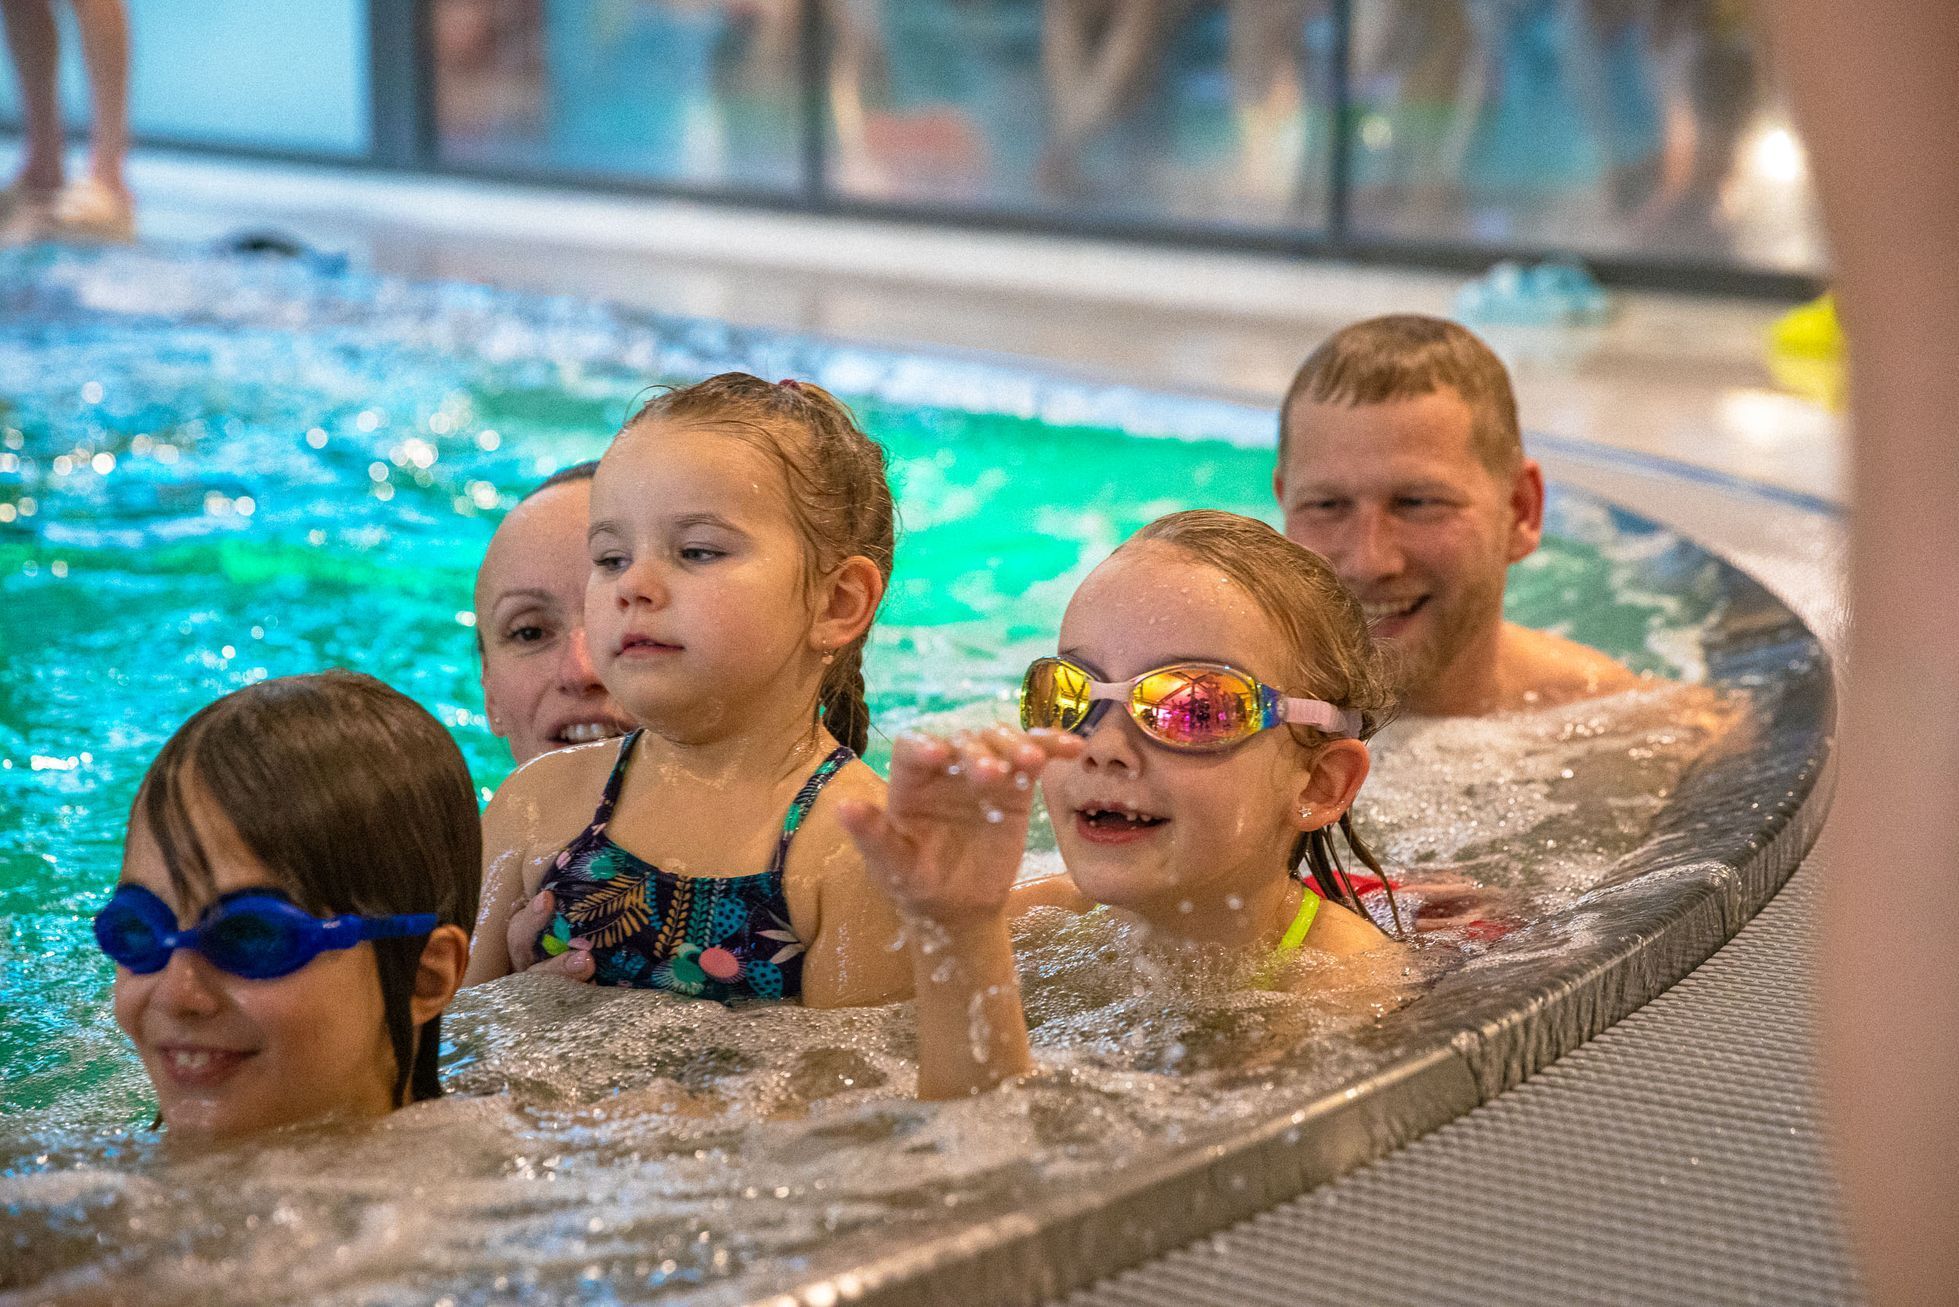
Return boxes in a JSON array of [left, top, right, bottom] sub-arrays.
[[1275, 314, 1638, 717]]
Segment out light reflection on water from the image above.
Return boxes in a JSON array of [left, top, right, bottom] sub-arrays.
[[0, 248, 1730, 1303]]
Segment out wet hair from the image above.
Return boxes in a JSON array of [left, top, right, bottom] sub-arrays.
[[133, 670, 481, 1104], [1279, 314, 1522, 477], [620, 373, 895, 755], [1125, 511, 1405, 937]]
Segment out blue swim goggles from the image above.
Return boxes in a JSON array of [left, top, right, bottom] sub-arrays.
[[94, 884, 436, 981]]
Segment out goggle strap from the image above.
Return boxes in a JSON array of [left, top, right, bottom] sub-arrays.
[[354, 912, 440, 941], [1278, 697, 1363, 739]]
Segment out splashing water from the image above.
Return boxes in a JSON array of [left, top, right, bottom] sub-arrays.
[[0, 248, 1733, 1303]]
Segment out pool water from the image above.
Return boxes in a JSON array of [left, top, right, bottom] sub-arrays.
[[0, 248, 1733, 1304]]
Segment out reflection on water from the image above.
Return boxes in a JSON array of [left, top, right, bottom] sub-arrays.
[[0, 248, 1739, 1302]]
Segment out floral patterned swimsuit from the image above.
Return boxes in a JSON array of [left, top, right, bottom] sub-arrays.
[[534, 730, 853, 1001]]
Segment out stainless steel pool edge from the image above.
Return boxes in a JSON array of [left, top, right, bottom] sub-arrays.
[[762, 496, 1837, 1307], [752, 1043, 1482, 1307]]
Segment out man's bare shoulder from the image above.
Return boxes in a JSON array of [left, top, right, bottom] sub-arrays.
[[1498, 622, 1645, 709]]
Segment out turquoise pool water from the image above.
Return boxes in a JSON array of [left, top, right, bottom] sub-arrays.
[[0, 248, 1719, 1121]]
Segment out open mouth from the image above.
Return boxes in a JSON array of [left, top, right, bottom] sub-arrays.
[[554, 721, 628, 746], [1075, 803, 1169, 843], [155, 1044, 252, 1088], [1361, 595, 1427, 629]]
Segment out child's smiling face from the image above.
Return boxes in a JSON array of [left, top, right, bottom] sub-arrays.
[[585, 422, 824, 743], [113, 787, 400, 1141], [1040, 542, 1341, 924]]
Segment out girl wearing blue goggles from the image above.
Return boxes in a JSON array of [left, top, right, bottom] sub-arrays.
[[95, 884, 437, 982], [106, 671, 479, 1142]]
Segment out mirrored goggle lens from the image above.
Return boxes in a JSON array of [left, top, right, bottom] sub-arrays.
[[200, 906, 312, 980], [1132, 669, 1261, 747], [94, 901, 171, 973], [1021, 659, 1094, 732]]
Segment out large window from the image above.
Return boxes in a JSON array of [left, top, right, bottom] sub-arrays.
[[431, 0, 802, 191], [3, 0, 1824, 287], [0, 0, 369, 156], [820, 1, 1337, 233]]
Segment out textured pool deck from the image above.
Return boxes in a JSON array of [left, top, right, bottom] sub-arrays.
[[1067, 850, 1861, 1307]]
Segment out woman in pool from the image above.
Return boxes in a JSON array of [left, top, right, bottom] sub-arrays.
[[465, 373, 913, 1006], [475, 461, 637, 765], [97, 671, 477, 1139], [839, 510, 1403, 1097]]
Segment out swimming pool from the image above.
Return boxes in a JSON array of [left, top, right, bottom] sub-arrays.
[[0, 247, 1828, 1304]]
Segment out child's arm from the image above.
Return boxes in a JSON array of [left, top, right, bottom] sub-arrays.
[[836, 728, 1084, 1099]]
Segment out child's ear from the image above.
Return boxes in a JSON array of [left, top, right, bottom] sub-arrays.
[[1292, 738, 1370, 830], [409, 925, 471, 1028], [809, 555, 886, 653]]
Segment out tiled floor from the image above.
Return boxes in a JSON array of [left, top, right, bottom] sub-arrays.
[[4, 145, 1844, 507]]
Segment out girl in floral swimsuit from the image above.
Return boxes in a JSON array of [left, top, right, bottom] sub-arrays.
[[464, 374, 912, 1008]]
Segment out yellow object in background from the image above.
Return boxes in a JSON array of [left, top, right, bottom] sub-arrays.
[[1767, 293, 1846, 409]]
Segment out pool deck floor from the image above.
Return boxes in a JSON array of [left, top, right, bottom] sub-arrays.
[[2, 141, 1860, 1306]]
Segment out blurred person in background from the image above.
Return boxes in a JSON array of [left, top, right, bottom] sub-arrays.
[[0, 0, 133, 242]]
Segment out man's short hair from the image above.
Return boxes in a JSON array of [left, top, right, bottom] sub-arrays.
[[1280, 315, 1522, 476]]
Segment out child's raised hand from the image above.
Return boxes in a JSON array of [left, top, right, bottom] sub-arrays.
[[837, 727, 1082, 928]]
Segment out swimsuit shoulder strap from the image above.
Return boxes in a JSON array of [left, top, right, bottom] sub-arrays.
[[591, 729, 643, 826], [768, 745, 856, 875], [1274, 887, 1322, 956]]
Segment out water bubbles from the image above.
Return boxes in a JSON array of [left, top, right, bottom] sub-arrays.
[[1223, 894, 1244, 911], [984, 807, 1005, 824], [80, 380, 105, 405], [1013, 772, 1031, 791], [49, 560, 68, 579], [0, 453, 18, 472], [0, 505, 14, 524], [367, 461, 390, 483], [89, 452, 115, 475], [305, 427, 328, 449], [355, 408, 384, 433], [456, 611, 477, 628], [476, 428, 501, 451]]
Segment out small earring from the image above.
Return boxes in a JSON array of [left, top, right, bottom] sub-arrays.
[[1298, 804, 1315, 822]]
